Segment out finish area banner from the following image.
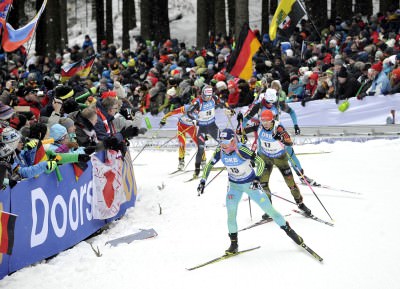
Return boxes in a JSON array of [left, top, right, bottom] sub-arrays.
[[0, 151, 137, 278]]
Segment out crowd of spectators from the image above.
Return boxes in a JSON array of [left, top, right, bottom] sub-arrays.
[[0, 9, 399, 189]]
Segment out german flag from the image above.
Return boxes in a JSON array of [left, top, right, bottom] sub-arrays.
[[0, 210, 17, 255], [269, 0, 306, 41], [33, 140, 47, 165], [226, 23, 261, 81], [61, 54, 96, 83], [73, 162, 88, 182]]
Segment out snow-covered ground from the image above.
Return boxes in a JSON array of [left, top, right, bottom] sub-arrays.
[[2, 138, 400, 289]]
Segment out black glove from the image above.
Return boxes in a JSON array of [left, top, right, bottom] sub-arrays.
[[250, 177, 261, 190], [294, 124, 300, 135], [78, 154, 91, 162], [103, 136, 119, 150], [239, 133, 248, 144], [120, 126, 139, 139], [160, 118, 167, 126], [84, 146, 96, 155], [139, 128, 147, 135], [273, 131, 283, 141], [237, 111, 243, 124], [9, 179, 18, 188], [197, 179, 206, 195]]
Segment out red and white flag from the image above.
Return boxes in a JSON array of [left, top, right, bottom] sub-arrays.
[[91, 150, 126, 219]]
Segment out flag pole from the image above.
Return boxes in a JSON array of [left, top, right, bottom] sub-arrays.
[[297, 0, 322, 41]]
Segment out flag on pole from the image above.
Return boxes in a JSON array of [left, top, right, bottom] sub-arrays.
[[0, 210, 16, 255], [226, 23, 261, 81], [269, 0, 306, 41], [61, 54, 96, 83], [0, 0, 13, 23], [0, 0, 47, 52], [33, 140, 47, 165]]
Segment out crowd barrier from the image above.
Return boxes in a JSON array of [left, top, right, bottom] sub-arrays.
[[0, 151, 137, 280]]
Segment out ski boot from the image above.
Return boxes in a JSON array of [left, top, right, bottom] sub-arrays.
[[297, 202, 312, 216], [300, 175, 319, 186], [178, 158, 185, 170], [261, 213, 271, 220], [225, 233, 238, 255], [193, 163, 200, 179], [281, 222, 303, 245]]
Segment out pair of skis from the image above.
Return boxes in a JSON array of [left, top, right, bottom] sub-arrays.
[[187, 241, 323, 271]]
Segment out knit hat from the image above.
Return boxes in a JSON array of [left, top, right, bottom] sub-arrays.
[[101, 90, 117, 99], [49, 123, 68, 141], [290, 74, 299, 82], [166, 87, 176, 97], [59, 117, 75, 131], [55, 85, 74, 100], [0, 142, 14, 159], [128, 58, 136, 67], [334, 58, 344, 66], [371, 61, 383, 72], [338, 67, 348, 78], [0, 103, 14, 120], [1, 127, 21, 150], [392, 68, 400, 80]]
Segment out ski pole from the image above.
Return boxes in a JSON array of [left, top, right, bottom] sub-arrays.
[[248, 198, 253, 221], [204, 168, 226, 188], [132, 144, 148, 162], [156, 126, 193, 149], [183, 151, 196, 171], [270, 192, 297, 205], [285, 149, 334, 221]]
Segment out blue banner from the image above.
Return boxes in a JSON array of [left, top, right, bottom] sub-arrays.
[[0, 151, 137, 278]]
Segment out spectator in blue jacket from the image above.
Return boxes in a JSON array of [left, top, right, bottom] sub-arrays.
[[366, 61, 391, 95]]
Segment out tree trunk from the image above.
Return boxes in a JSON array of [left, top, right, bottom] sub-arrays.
[[270, 0, 277, 15], [95, 0, 105, 51], [234, 0, 249, 39], [106, 0, 114, 44], [59, 0, 68, 49], [140, 0, 153, 41], [7, 0, 25, 28], [335, 0, 352, 20], [122, 0, 130, 50], [207, 0, 215, 41], [354, 0, 372, 15], [153, 0, 170, 43], [330, 0, 336, 20], [91, 0, 96, 21], [381, 0, 399, 12], [197, 0, 209, 48], [214, 0, 226, 37], [129, 0, 137, 29], [35, 0, 47, 56], [261, 0, 269, 36], [227, 0, 235, 37], [305, 0, 327, 33]]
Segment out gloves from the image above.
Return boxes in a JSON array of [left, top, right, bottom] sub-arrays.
[[237, 111, 243, 123], [45, 161, 57, 174], [121, 126, 139, 139], [139, 128, 147, 135], [294, 124, 301, 135], [239, 134, 248, 144], [250, 177, 261, 190], [78, 154, 91, 162], [25, 139, 38, 150], [84, 146, 96, 155], [103, 136, 119, 150], [197, 179, 206, 195], [160, 118, 167, 126], [273, 131, 283, 141]]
